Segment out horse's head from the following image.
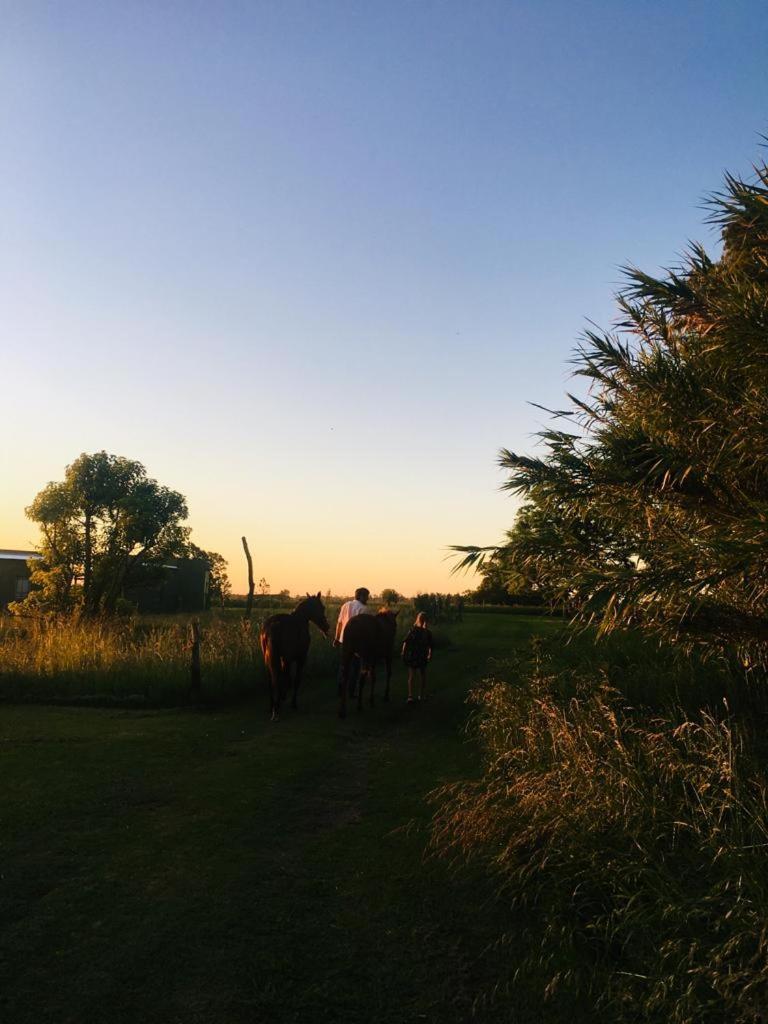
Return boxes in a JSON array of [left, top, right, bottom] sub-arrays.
[[302, 592, 330, 636], [376, 608, 399, 639]]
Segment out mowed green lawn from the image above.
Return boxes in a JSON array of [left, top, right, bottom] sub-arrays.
[[1, 614, 563, 1024]]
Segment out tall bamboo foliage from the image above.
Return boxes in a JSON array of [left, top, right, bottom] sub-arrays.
[[457, 161, 768, 666]]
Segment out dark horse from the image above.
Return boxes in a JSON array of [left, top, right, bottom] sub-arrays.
[[339, 609, 399, 718], [260, 593, 330, 720]]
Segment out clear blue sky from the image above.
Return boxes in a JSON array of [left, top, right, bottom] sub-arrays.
[[2, 1, 766, 594]]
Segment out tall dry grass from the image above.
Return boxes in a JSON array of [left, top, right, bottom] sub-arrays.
[[431, 642, 768, 1023], [0, 612, 338, 705], [0, 602, 428, 706]]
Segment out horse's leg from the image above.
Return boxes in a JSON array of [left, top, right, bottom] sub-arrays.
[[349, 654, 359, 699], [369, 664, 377, 707], [339, 652, 349, 719], [267, 659, 280, 721], [280, 658, 291, 699], [292, 655, 306, 710], [384, 654, 391, 702], [275, 658, 291, 720], [348, 655, 356, 700], [357, 666, 365, 713]]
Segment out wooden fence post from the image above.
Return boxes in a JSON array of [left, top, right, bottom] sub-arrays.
[[242, 536, 255, 621]]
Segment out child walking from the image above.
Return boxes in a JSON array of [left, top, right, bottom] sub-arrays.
[[401, 612, 433, 703]]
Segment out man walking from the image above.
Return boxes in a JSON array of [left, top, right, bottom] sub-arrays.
[[334, 587, 371, 697]]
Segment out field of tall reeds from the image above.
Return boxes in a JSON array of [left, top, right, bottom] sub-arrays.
[[430, 635, 768, 1023], [0, 610, 339, 705]]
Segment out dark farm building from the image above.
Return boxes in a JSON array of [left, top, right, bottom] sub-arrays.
[[0, 550, 41, 609], [126, 558, 210, 613]]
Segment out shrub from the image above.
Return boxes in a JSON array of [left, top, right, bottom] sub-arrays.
[[431, 642, 768, 1022]]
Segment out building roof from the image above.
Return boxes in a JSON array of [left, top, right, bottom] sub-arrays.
[[0, 549, 42, 561]]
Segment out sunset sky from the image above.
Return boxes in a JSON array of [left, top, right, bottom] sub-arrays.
[[3, 1, 767, 595]]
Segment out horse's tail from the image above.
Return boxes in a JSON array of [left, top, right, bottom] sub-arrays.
[[259, 623, 280, 712], [259, 620, 273, 674], [260, 622, 291, 708]]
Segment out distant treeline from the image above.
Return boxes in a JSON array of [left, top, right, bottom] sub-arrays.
[[225, 592, 295, 610], [222, 591, 562, 619]]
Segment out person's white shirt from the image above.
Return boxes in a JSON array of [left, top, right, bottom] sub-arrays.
[[334, 598, 371, 643]]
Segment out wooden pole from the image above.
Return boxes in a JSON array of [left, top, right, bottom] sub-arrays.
[[189, 619, 201, 698], [242, 536, 254, 621]]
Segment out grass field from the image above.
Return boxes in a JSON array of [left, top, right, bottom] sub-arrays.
[[0, 606, 453, 706], [0, 613, 567, 1024]]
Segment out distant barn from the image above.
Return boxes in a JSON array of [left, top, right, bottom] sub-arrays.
[[0, 550, 41, 609], [125, 558, 210, 613]]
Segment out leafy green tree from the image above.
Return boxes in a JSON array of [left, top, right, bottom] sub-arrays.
[[466, 548, 513, 604], [203, 551, 231, 608], [21, 452, 188, 615], [186, 545, 230, 608], [380, 588, 401, 605], [470, 534, 546, 605], [456, 158, 768, 667]]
